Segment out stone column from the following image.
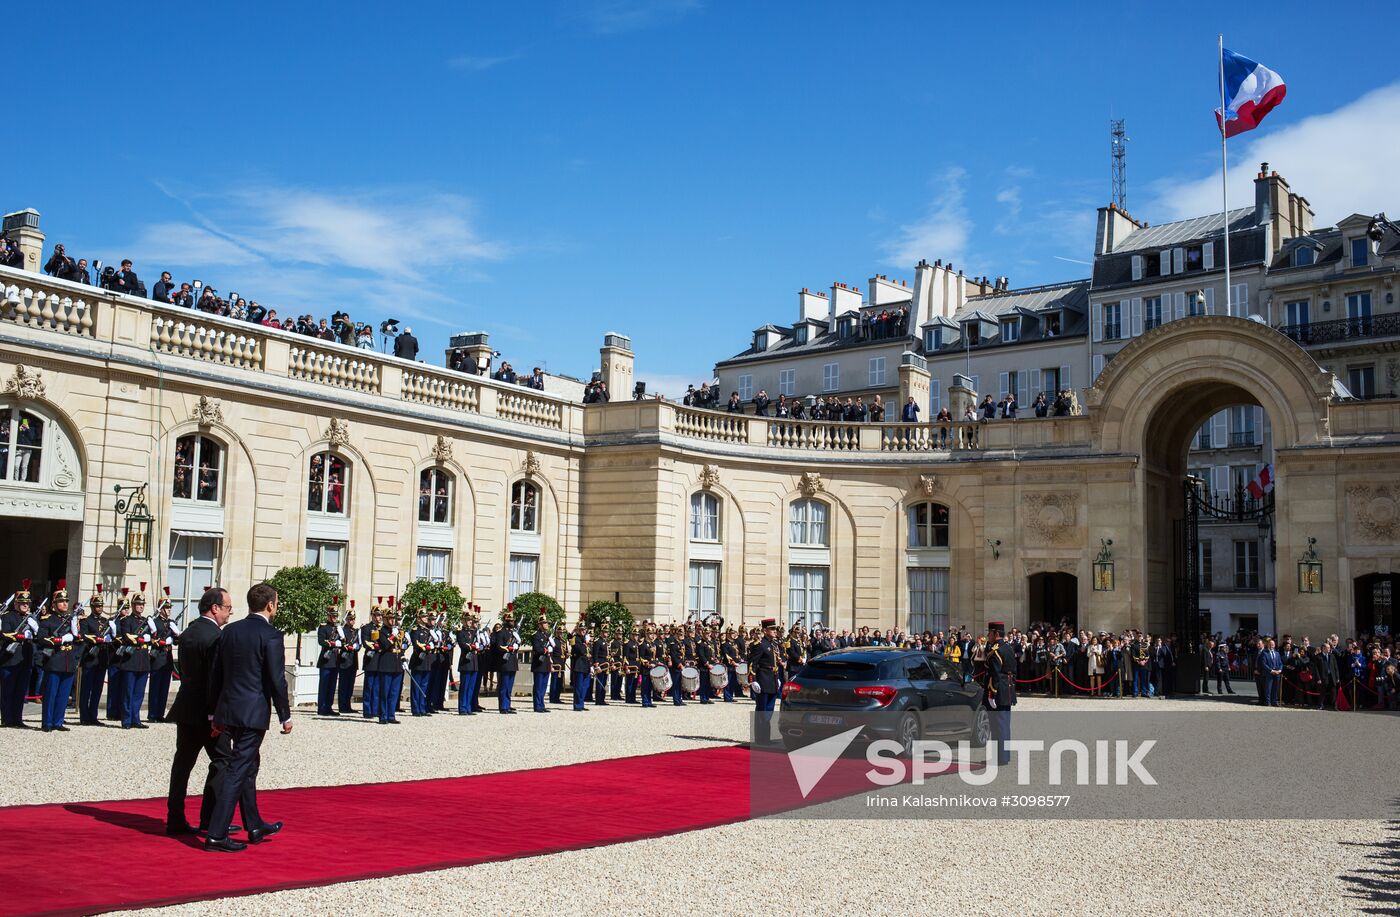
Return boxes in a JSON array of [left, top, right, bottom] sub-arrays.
[[897, 351, 930, 416], [600, 331, 634, 399], [2, 209, 44, 273], [448, 331, 495, 375], [947, 373, 976, 418]]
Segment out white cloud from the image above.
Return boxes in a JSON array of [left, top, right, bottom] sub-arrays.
[[1153, 81, 1400, 226], [575, 0, 702, 35], [882, 167, 971, 267], [447, 54, 516, 72]]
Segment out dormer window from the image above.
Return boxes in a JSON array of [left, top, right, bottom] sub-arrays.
[[755, 331, 768, 351], [1349, 238, 1369, 268], [837, 319, 852, 340], [966, 325, 981, 346], [923, 328, 942, 351], [795, 325, 808, 344], [1293, 247, 1314, 267], [1043, 312, 1061, 337], [1001, 320, 1020, 343]]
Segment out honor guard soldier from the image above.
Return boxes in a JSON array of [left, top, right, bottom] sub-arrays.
[[375, 597, 404, 723], [695, 630, 716, 704], [360, 601, 384, 720], [492, 608, 520, 714], [591, 624, 611, 706], [455, 612, 481, 715], [316, 599, 344, 716], [78, 585, 112, 725], [548, 624, 567, 704], [751, 619, 782, 727], [984, 622, 1016, 765], [637, 624, 657, 708], [720, 628, 739, 702], [621, 628, 640, 704], [147, 587, 180, 722], [530, 618, 551, 713], [106, 588, 131, 722], [409, 603, 436, 716], [430, 608, 451, 711], [37, 579, 78, 732], [338, 603, 360, 713], [665, 628, 686, 706], [1, 580, 36, 728], [570, 621, 591, 711], [608, 628, 624, 701], [116, 584, 154, 729]]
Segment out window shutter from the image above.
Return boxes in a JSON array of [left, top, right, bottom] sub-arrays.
[[1092, 302, 1103, 342], [930, 379, 941, 413], [1060, 365, 1071, 390], [1212, 411, 1227, 446], [1203, 242, 1215, 270], [998, 372, 1009, 398], [1017, 369, 1029, 406], [1253, 406, 1263, 439], [1158, 250, 1170, 275], [1203, 287, 1215, 315], [1130, 297, 1142, 336], [1092, 353, 1105, 383], [1212, 465, 1228, 497], [1174, 291, 1186, 321], [1173, 247, 1185, 274], [1131, 255, 1143, 281]]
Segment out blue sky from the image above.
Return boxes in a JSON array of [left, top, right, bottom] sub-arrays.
[[16, 1, 1399, 394]]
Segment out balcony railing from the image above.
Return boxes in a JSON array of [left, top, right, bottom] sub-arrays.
[[1279, 314, 1398, 346], [1228, 431, 1255, 448]]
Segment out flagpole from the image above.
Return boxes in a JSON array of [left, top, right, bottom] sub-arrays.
[[1218, 34, 1232, 313]]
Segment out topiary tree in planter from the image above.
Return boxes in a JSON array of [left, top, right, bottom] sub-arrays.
[[510, 591, 566, 637], [266, 565, 340, 664], [396, 579, 467, 629], [583, 599, 635, 636]]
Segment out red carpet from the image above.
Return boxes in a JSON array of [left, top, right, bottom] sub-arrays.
[[0, 744, 907, 916]]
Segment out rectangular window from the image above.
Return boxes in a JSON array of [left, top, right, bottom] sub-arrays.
[[837, 320, 851, 340], [1184, 245, 1203, 272], [907, 568, 949, 634], [1196, 424, 1212, 449], [1143, 296, 1164, 331], [1346, 292, 1373, 335], [1348, 365, 1376, 399], [1229, 406, 1256, 446], [868, 357, 886, 387], [908, 502, 950, 548], [787, 566, 828, 629], [415, 548, 451, 583], [737, 375, 753, 401], [794, 325, 808, 344], [689, 492, 719, 541], [305, 540, 347, 585], [168, 536, 220, 626], [924, 328, 942, 351], [1040, 367, 1060, 394], [1198, 541, 1213, 590], [1284, 300, 1310, 328], [1233, 540, 1260, 590], [687, 562, 720, 620], [966, 324, 981, 346], [1229, 283, 1249, 317], [822, 363, 839, 392], [1351, 237, 1370, 267], [1001, 320, 1019, 343], [507, 554, 538, 600], [1102, 302, 1122, 340], [789, 499, 829, 546], [1230, 464, 1256, 496], [1293, 247, 1314, 267], [778, 369, 795, 396]]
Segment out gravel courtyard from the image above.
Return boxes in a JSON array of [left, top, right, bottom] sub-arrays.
[[4, 695, 1392, 916]]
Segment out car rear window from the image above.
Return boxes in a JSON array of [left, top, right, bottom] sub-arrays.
[[797, 659, 878, 680]]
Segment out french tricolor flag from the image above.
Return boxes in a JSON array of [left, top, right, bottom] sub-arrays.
[[1216, 48, 1286, 138], [1246, 463, 1274, 500]]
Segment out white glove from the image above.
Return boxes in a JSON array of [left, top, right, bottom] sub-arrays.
[[987, 695, 997, 710], [61, 633, 74, 644]]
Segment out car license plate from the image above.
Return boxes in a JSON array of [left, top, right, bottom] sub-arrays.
[[807, 714, 844, 726]]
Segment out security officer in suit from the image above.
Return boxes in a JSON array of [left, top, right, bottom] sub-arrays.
[[548, 624, 567, 704], [591, 624, 611, 706], [622, 629, 640, 704], [204, 583, 292, 852], [408, 605, 436, 716], [360, 603, 383, 720], [530, 619, 551, 713], [315, 602, 343, 716], [337, 605, 360, 713], [570, 621, 592, 711], [1, 580, 36, 728], [492, 611, 520, 714], [984, 622, 1017, 766], [77, 586, 112, 725], [36, 580, 78, 732], [1257, 637, 1283, 707], [166, 586, 235, 837], [147, 588, 180, 722], [116, 585, 154, 729], [455, 613, 481, 715]]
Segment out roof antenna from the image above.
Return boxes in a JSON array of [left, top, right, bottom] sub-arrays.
[[1110, 119, 1129, 213]]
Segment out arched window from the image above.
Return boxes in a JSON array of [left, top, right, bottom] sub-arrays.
[[689, 492, 720, 541], [0, 408, 44, 484], [419, 468, 452, 524], [173, 434, 223, 503], [308, 451, 349, 515], [908, 502, 950, 548], [510, 480, 539, 533], [789, 499, 829, 546]]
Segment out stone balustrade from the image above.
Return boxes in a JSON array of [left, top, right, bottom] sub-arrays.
[[402, 368, 482, 414], [673, 405, 747, 443], [288, 345, 382, 393], [151, 315, 264, 369], [1, 282, 95, 338]]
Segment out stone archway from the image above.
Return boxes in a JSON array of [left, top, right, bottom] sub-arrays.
[[1085, 316, 1335, 641]]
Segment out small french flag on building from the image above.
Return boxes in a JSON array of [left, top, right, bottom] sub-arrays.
[[1216, 48, 1286, 138], [1246, 463, 1274, 500]]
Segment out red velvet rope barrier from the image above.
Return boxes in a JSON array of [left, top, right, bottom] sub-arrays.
[[1055, 669, 1118, 693], [1283, 676, 1321, 697]]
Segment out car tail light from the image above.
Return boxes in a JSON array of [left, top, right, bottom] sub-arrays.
[[782, 681, 802, 699], [854, 684, 898, 707]]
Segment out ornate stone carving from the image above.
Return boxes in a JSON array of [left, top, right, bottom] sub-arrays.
[[699, 464, 720, 490], [1022, 557, 1079, 577], [919, 474, 939, 497], [1023, 492, 1080, 546], [324, 418, 350, 449], [2, 364, 44, 399], [523, 450, 542, 478], [193, 395, 224, 428], [431, 435, 453, 464], [1347, 484, 1399, 542], [799, 471, 824, 496]]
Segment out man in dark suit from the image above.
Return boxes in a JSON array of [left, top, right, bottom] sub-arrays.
[[166, 587, 235, 836], [204, 583, 293, 852], [984, 622, 1017, 766]]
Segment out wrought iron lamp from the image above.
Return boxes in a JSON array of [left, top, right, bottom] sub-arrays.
[[1296, 537, 1323, 594], [114, 483, 154, 561], [1092, 538, 1115, 592]]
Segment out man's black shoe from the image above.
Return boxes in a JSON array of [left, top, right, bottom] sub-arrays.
[[248, 821, 283, 844], [197, 823, 242, 835], [205, 836, 247, 853], [166, 822, 197, 837], [132, 723, 149, 729], [54, 725, 71, 732]]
